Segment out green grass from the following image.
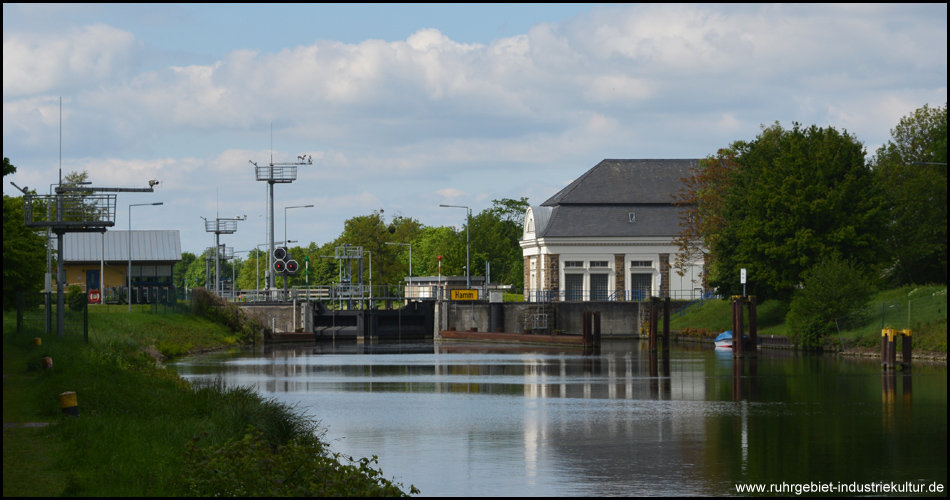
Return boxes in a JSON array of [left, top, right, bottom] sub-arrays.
[[2, 307, 416, 496], [670, 285, 947, 353]]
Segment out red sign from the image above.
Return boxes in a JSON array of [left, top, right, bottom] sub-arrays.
[[88, 289, 101, 304]]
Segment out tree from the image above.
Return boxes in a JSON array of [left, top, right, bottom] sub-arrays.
[[695, 123, 888, 300], [174, 252, 197, 290], [672, 149, 736, 285], [337, 210, 423, 294], [468, 198, 529, 288], [3, 158, 46, 310], [871, 103, 947, 286], [786, 257, 875, 348], [410, 226, 464, 278]]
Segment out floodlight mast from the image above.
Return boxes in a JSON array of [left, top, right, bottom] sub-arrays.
[[250, 154, 312, 290]]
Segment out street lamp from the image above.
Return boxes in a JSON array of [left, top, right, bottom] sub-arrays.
[[439, 204, 471, 289], [129, 202, 163, 312], [385, 242, 412, 298], [284, 204, 314, 249]]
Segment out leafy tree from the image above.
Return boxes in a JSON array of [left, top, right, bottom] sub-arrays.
[[673, 149, 736, 283], [3, 158, 46, 310], [410, 226, 464, 278], [3, 157, 15, 177], [698, 123, 888, 300], [871, 103, 947, 286], [786, 257, 875, 348], [174, 252, 197, 290], [469, 198, 529, 288], [336, 210, 423, 293]]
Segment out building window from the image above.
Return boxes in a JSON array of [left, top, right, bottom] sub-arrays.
[[629, 273, 653, 301], [564, 274, 584, 301], [630, 260, 653, 268], [589, 261, 609, 268], [590, 274, 609, 301], [564, 261, 584, 268]]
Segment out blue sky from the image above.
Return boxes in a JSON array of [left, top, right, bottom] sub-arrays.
[[3, 3, 947, 255]]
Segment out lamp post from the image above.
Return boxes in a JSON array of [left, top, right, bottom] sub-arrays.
[[284, 204, 314, 245], [129, 202, 163, 312], [385, 242, 412, 298], [439, 204, 471, 289]]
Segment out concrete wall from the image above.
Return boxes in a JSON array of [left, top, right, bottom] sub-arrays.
[[240, 303, 307, 334], [438, 300, 692, 338]]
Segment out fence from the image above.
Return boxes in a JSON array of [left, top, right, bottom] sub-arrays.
[[525, 288, 716, 303], [13, 291, 87, 340], [834, 290, 947, 349]]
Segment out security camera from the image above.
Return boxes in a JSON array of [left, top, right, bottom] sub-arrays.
[[149, 180, 160, 187]]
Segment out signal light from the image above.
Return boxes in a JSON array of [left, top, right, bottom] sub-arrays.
[[272, 246, 298, 275]]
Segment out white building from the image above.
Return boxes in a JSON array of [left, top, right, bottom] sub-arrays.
[[520, 159, 706, 302]]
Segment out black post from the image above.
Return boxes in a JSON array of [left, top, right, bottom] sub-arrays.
[[901, 330, 912, 369], [593, 311, 601, 346], [748, 295, 757, 356], [735, 296, 745, 358], [662, 297, 670, 352], [649, 297, 658, 352]]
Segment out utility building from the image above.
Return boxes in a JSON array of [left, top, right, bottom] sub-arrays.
[[520, 159, 706, 302], [60, 230, 182, 304]]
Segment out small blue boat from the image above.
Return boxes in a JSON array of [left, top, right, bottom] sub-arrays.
[[714, 330, 733, 348]]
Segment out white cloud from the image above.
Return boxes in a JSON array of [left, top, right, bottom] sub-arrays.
[[3, 24, 139, 96]]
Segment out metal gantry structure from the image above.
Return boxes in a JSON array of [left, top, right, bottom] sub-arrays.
[[250, 155, 311, 290], [17, 181, 158, 337], [203, 216, 245, 296]]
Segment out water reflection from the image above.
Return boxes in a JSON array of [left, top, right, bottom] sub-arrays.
[[172, 341, 947, 497]]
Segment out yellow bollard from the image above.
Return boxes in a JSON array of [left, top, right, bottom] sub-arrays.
[[34, 337, 42, 346], [59, 391, 79, 417]]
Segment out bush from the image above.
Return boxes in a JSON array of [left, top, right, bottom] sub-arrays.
[[183, 427, 418, 497], [191, 288, 263, 343], [66, 284, 86, 312], [786, 258, 874, 348]]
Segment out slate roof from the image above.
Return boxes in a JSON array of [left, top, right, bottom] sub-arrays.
[[62, 230, 182, 262], [530, 159, 697, 239], [542, 159, 697, 206]]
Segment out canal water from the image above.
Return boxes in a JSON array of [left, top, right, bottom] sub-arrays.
[[171, 341, 947, 497]]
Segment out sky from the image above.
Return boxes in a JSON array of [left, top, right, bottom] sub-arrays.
[[3, 3, 947, 256]]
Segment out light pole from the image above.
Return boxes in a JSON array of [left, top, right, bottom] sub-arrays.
[[284, 204, 314, 245], [439, 204, 471, 289], [129, 202, 163, 312], [385, 242, 412, 298]]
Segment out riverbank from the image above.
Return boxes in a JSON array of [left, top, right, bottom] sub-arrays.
[[669, 284, 947, 359], [2, 307, 417, 497]]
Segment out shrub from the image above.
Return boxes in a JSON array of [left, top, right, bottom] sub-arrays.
[[66, 284, 86, 312], [786, 258, 874, 348], [183, 427, 418, 497], [191, 288, 263, 343]]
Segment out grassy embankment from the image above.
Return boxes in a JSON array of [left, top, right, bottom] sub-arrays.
[[670, 284, 947, 356], [2, 299, 416, 497]]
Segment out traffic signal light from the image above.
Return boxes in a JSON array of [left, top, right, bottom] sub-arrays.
[[273, 246, 298, 276]]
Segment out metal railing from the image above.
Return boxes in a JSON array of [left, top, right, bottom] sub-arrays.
[[23, 193, 117, 228], [525, 288, 717, 302]]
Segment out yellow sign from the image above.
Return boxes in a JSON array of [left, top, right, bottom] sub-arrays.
[[451, 289, 479, 301]]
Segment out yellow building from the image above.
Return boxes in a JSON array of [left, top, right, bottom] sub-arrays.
[[60, 230, 181, 304]]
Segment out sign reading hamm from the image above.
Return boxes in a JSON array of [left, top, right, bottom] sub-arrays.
[[450, 289, 479, 301]]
